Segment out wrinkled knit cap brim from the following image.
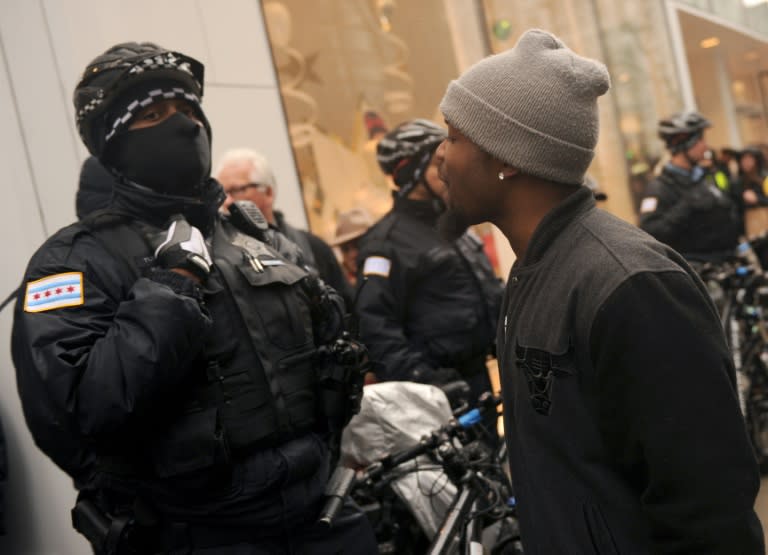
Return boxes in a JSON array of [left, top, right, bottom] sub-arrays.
[[440, 29, 610, 185]]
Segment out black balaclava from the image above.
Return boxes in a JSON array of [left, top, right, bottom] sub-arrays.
[[105, 112, 211, 197], [98, 79, 222, 234], [101, 78, 212, 198]]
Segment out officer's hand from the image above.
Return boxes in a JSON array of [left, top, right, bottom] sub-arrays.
[[744, 189, 759, 206], [149, 215, 212, 282]]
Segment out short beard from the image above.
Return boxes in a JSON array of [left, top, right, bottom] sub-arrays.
[[437, 207, 471, 242]]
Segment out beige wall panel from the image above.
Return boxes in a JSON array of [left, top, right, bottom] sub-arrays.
[[1, 1, 83, 235], [198, 0, 279, 87]]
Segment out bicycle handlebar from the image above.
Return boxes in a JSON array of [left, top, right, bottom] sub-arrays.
[[317, 466, 357, 529], [317, 392, 503, 528], [362, 393, 502, 483]]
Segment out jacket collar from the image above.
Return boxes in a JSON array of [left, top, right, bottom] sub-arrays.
[[392, 194, 443, 224], [662, 163, 705, 185], [518, 186, 595, 268], [109, 177, 225, 234]]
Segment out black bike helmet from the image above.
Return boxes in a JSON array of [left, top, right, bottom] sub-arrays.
[[376, 119, 447, 197], [658, 110, 711, 153], [74, 42, 206, 159]]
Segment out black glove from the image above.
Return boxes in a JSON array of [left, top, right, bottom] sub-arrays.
[[148, 215, 212, 281]]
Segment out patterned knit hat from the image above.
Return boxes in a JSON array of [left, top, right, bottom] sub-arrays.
[[103, 79, 210, 148], [440, 29, 610, 185], [74, 42, 208, 159]]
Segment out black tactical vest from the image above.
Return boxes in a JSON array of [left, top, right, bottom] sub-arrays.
[[84, 214, 320, 478], [209, 221, 318, 444]]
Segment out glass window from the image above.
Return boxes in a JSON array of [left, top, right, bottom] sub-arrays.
[[262, 0, 462, 240], [480, 0, 684, 219]]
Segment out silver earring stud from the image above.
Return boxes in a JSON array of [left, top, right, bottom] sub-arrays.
[[498, 172, 505, 181]]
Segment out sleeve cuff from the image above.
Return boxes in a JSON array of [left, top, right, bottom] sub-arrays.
[[147, 268, 203, 300]]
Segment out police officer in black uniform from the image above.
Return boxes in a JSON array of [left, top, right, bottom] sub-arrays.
[[355, 119, 503, 402], [638, 111, 743, 263], [11, 42, 374, 554]]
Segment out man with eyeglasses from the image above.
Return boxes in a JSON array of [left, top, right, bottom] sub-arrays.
[[216, 148, 351, 304]]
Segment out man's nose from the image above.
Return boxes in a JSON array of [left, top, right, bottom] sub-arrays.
[[435, 139, 446, 160], [171, 106, 202, 133]]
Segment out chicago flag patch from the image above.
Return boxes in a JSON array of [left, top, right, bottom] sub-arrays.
[[24, 272, 84, 313]]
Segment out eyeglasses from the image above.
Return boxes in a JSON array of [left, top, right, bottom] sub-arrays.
[[224, 183, 267, 197]]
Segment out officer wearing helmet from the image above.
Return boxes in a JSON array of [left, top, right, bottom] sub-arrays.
[[355, 119, 503, 403], [638, 110, 743, 262], [11, 42, 375, 553]]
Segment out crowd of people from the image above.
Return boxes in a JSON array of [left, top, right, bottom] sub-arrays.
[[6, 27, 768, 555], [638, 111, 768, 265]]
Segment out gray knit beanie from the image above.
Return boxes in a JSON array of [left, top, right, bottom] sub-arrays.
[[440, 29, 610, 185]]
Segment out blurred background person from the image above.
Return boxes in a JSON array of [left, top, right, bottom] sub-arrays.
[[638, 111, 743, 263], [330, 207, 374, 289], [739, 146, 768, 208], [354, 119, 503, 404], [738, 145, 768, 246], [216, 148, 351, 304], [721, 147, 742, 181]]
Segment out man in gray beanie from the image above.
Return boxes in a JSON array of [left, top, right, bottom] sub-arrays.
[[436, 28, 763, 554]]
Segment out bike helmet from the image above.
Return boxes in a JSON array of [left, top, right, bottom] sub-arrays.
[[74, 42, 207, 159], [376, 119, 447, 197], [657, 110, 711, 153]]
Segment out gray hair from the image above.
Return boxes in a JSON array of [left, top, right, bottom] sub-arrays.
[[216, 148, 277, 190]]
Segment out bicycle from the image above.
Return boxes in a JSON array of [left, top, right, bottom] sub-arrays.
[[319, 382, 523, 554], [695, 234, 768, 471]]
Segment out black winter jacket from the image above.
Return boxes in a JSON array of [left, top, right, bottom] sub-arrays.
[[12, 179, 342, 528], [76, 156, 114, 219], [638, 163, 742, 261], [500, 187, 763, 554], [354, 196, 502, 384]]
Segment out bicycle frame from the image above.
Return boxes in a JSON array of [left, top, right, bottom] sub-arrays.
[[428, 485, 481, 555]]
